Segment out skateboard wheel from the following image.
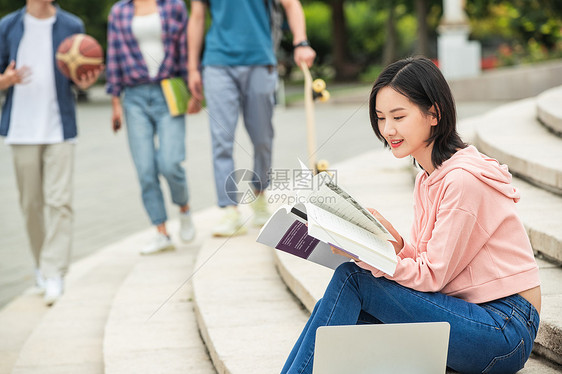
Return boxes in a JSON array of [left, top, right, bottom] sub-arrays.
[[312, 79, 326, 93], [316, 159, 330, 173], [318, 90, 330, 102]]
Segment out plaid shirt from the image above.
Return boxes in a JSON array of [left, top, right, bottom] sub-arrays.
[[106, 0, 188, 96]]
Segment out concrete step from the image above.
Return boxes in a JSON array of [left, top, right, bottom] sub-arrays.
[[273, 150, 562, 372], [514, 176, 562, 265], [514, 179, 562, 365], [0, 228, 140, 373], [0, 215, 145, 374], [192, 208, 309, 374], [0, 292, 50, 374], [474, 98, 562, 195], [2, 209, 219, 374], [103, 210, 219, 374], [8, 231, 146, 373], [537, 86, 562, 136]]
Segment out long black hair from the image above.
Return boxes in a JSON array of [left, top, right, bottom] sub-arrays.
[[369, 56, 467, 169]]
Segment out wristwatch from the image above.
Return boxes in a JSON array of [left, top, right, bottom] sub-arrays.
[[293, 40, 311, 49]]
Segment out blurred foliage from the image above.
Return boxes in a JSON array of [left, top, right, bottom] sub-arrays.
[[2, 0, 562, 80], [0, 0, 116, 50], [300, 1, 421, 79], [466, 0, 562, 66], [300, 2, 332, 65]]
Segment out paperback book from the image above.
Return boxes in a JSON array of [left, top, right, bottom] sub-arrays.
[[257, 162, 397, 275]]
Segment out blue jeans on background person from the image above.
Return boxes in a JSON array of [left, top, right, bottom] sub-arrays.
[[282, 262, 540, 374], [122, 83, 189, 225], [202, 65, 276, 207]]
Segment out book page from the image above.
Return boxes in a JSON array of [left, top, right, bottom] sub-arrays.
[[297, 170, 393, 241], [306, 203, 396, 262]]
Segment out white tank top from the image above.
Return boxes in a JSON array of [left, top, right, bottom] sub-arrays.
[[131, 12, 165, 79]]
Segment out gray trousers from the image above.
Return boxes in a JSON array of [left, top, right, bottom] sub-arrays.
[[11, 143, 74, 278], [203, 65, 277, 207]]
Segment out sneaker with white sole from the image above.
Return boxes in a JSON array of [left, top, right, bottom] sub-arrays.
[[250, 193, 271, 227], [212, 206, 247, 237], [179, 211, 196, 242], [140, 233, 175, 255], [44, 276, 63, 306], [32, 268, 46, 295]]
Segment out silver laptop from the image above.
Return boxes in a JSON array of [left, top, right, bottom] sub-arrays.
[[313, 322, 450, 374]]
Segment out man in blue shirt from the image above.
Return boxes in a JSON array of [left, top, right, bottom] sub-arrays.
[[0, 0, 101, 305], [188, 0, 316, 237]]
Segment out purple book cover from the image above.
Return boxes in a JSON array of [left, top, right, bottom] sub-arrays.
[[276, 221, 320, 259]]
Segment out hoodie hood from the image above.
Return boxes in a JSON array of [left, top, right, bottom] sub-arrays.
[[424, 145, 520, 202]]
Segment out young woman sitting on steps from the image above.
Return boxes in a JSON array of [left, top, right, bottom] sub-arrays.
[[281, 56, 541, 374]]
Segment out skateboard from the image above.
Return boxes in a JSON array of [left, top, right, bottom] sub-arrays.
[[300, 62, 330, 174]]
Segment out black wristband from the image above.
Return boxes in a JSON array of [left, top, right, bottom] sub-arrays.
[[293, 40, 311, 49]]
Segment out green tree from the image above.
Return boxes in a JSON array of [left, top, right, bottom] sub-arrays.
[[302, 0, 357, 80], [466, 0, 562, 62], [0, 0, 116, 50]]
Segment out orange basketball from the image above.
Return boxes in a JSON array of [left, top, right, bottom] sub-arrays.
[[56, 34, 103, 81]]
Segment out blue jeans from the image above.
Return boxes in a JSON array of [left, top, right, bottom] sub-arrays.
[[202, 66, 277, 207], [282, 262, 540, 374], [122, 83, 189, 225]]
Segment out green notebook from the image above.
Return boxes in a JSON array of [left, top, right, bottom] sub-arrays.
[[161, 77, 189, 116]]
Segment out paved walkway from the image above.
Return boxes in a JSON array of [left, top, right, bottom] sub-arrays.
[[0, 84, 504, 308]]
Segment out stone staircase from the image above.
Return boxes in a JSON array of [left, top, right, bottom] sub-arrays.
[[0, 213, 219, 374], [472, 86, 562, 365], [1, 88, 562, 374]]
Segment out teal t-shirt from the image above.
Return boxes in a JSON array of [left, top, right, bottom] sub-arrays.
[[201, 0, 276, 66]]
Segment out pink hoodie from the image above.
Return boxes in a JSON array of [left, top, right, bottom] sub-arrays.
[[359, 146, 540, 303]]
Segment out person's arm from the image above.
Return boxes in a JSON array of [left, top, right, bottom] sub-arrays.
[[384, 173, 489, 292], [187, 0, 206, 103], [279, 0, 316, 68], [105, 8, 123, 98], [106, 7, 124, 132]]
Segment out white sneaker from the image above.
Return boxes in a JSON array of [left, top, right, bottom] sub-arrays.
[[140, 233, 175, 255], [250, 193, 271, 227], [44, 276, 64, 306], [32, 268, 46, 294], [212, 206, 247, 237], [179, 211, 196, 242]]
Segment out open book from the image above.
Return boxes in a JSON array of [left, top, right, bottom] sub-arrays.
[[257, 162, 397, 275]]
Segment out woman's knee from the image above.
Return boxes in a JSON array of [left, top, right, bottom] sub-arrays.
[[326, 262, 364, 291], [334, 262, 361, 278]]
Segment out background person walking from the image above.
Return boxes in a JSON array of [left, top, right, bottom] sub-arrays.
[[0, 0, 101, 305], [187, 0, 316, 237], [106, 0, 197, 255]]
